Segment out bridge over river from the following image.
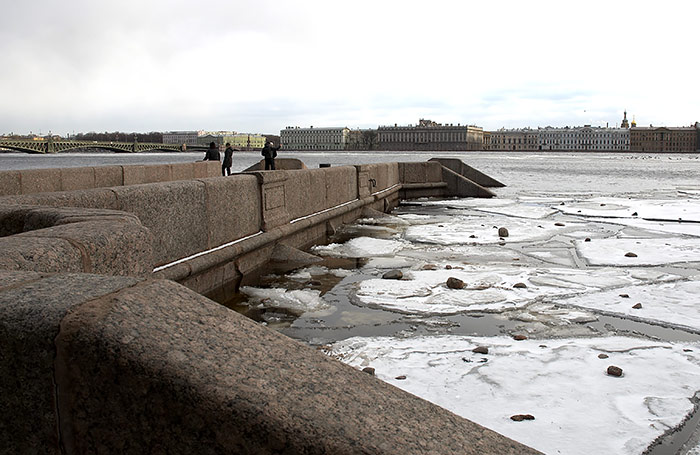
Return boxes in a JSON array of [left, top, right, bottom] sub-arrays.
[[0, 138, 209, 154]]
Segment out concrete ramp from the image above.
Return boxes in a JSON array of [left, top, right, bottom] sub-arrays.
[[441, 165, 496, 198], [429, 157, 505, 188], [399, 160, 500, 199]]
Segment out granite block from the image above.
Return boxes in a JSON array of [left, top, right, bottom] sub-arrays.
[[60, 167, 96, 191], [112, 180, 207, 266], [93, 165, 123, 188], [0, 188, 120, 211], [144, 164, 171, 183], [0, 170, 21, 197], [52, 278, 540, 454], [169, 163, 195, 182], [323, 166, 356, 207], [0, 274, 141, 455], [0, 236, 85, 273], [121, 165, 146, 186], [199, 175, 261, 249], [17, 220, 154, 276], [0, 270, 44, 289], [20, 168, 62, 195]]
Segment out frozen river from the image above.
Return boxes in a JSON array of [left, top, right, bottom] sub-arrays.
[[234, 152, 700, 455], [4, 150, 700, 454]]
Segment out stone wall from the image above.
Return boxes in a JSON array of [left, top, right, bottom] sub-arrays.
[[0, 161, 220, 197]]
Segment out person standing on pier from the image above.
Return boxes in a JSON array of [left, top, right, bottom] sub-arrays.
[[222, 142, 235, 176], [203, 142, 220, 162], [261, 141, 280, 170]]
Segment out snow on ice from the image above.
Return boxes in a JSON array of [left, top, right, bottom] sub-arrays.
[[352, 266, 676, 315], [329, 335, 700, 455]]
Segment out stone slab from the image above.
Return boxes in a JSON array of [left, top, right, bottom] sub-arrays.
[[199, 175, 261, 249], [60, 167, 96, 191], [0, 236, 85, 273], [144, 164, 171, 183], [16, 220, 154, 276], [93, 165, 123, 188], [0, 170, 21, 197], [112, 180, 207, 266], [169, 163, 195, 182], [121, 165, 146, 186], [0, 274, 141, 455], [0, 188, 120, 211], [53, 278, 540, 454], [20, 168, 62, 195]]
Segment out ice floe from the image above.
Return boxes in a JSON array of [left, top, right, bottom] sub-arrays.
[[557, 279, 700, 332], [352, 266, 676, 315], [240, 286, 330, 314], [329, 335, 700, 455], [286, 266, 356, 280], [418, 198, 559, 219], [311, 237, 407, 258], [404, 216, 583, 246], [576, 237, 700, 266], [557, 197, 700, 223]]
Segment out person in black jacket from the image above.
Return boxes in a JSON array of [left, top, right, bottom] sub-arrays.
[[222, 142, 235, 176], [261, 141, 280, 170], [203, 142, 220, 162]]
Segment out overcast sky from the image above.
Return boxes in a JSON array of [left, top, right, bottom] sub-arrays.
[[1, 0, 698, 136]]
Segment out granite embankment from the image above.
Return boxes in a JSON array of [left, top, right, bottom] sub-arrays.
[[0, 159, 538, 454]]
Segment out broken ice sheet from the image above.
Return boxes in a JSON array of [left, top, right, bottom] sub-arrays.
[[329, 335, 700, 455], [557, 279, 700, 332], [240, 286, 330, 315], [417, 198, 559, 219], [558, 197, 700, 223], [311, 237, 408, 258], [575, 237, 700, 266], [286, 266, 355, 280], [352, 266, 676, 315], [404, 215, 582, 246]]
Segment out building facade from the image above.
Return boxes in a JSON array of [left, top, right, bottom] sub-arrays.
[[487, 128, 539, 151], [163, 131, 200, 146], [377, 119, 483, 151], [630, 125, 699, 152], [488, 126, 629, 152], [280, 127, 350, 150]]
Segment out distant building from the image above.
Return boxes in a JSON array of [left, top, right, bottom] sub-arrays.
[[377, 119, 483, 151], [280, 126, 350, 150], [489, 126, 629, 151], [227, 133, 266, 150], [620, 111, 630, 128], [194, 131, 266, 150], [630, 125, 698, 152], [487, 128, 539, 151], [163, 131, 200, 146]]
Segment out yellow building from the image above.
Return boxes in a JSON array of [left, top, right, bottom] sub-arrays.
[[225, 134, 266, 150]]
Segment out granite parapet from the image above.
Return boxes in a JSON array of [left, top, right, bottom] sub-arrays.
[[0, 275, 539, 455]]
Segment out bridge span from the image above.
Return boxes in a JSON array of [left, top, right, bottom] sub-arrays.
[[0, 138, 208, 154]]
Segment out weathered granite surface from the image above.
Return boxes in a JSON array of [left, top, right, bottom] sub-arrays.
[[0, 273, 142, 455], [0, 274, 543, 454]]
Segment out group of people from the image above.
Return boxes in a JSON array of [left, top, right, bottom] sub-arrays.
[[202, 141, 281, 176]]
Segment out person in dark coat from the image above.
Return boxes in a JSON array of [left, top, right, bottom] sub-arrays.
[[222, 142, 234, 176], [203, 142, 220, 162], [261, 141, 280, 170]]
